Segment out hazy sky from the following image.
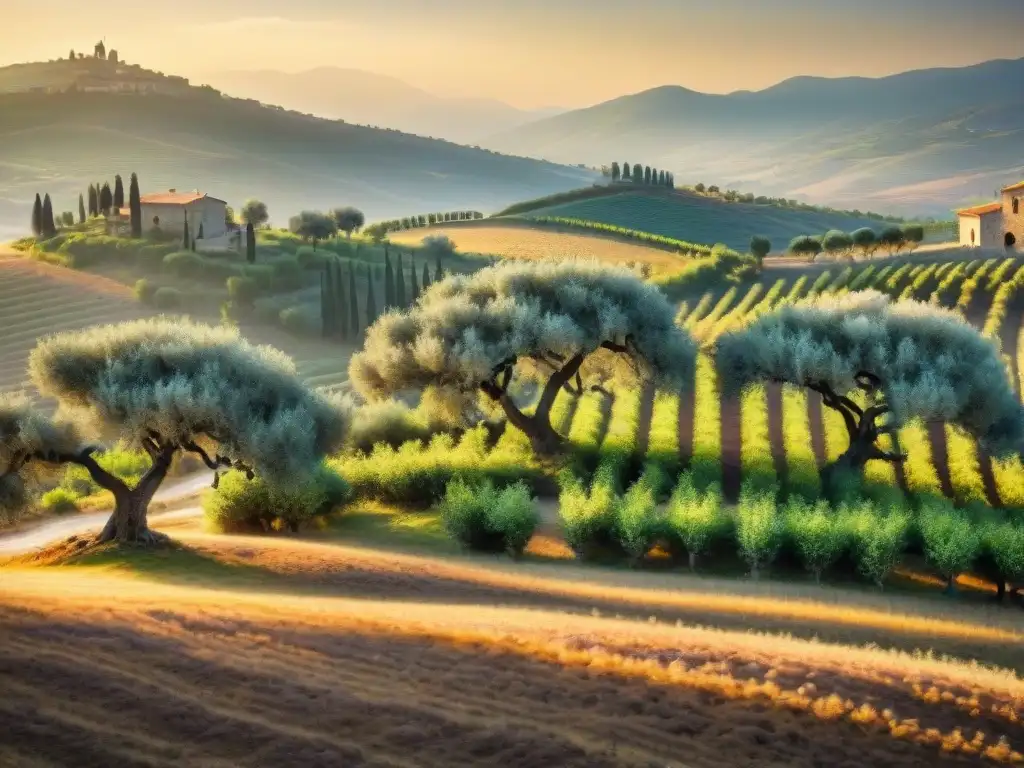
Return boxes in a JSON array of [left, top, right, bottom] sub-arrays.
[[3, 0, 1023, 109]]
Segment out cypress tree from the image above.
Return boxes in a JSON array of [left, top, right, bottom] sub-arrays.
[[191, 238, 197, 252], [421, 261, 431, 292], [395, 252, 406, 307], [182, 218, 190, 249], [633, 163, 642, 182], [384, 248, 395, 309], [113, 174, 124, 209], [31, 194, 43, 237], [88, 185, 97, 217], [434, 254, 444, 283], [644, 166, 652, 184], [129, 173, 142, 238], [365, 265, 378, 327], [621, 162, 630, 181], [409, 258, 420, 303], [197, 221, 204, 240], [78, 194, 86, 224], [348, 264, 360, 337], [334, 259, 348, 341], [320, 268, 331, 339], [41, 194, 55, 238], [245, 221, 256, 263], [99, 182, 112, 215]]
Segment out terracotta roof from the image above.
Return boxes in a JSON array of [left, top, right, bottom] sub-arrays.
[[1002, 180, 1024, 194], [140, 191, 225, 206], [957, 202, 1002, 217]]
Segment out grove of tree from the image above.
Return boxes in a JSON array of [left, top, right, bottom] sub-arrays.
[[349, 260, 698, 454]]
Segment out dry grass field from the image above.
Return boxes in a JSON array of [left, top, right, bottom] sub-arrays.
[[387, 223, 691, 275], [2, 519, 1023, 768]]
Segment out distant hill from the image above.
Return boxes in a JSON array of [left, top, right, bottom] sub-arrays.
[[483, 57, 1024, 217], [201, 67, 565, 145], [507, 187, 910, 253], [0, 59, 594, 237]]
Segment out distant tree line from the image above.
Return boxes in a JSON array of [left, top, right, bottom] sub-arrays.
[[31, 172, 142, 239], [787, 224, 926, 262], [608, 162, 674, 189], [320, 245, 446, 342], [363, 211, 484, 242]]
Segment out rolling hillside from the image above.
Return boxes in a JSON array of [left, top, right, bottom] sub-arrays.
[[483, 57, 1024, 217], [0, 59, 595, 238], [517, 188, 903, 253]]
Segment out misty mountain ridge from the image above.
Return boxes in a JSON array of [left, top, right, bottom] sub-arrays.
[[201, 66, 566, 144], [485, 57, 1024, 216]]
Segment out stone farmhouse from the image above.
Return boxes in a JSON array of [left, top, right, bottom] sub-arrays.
[[957, 180, 1024, 249], [108, 190, 230, 242]]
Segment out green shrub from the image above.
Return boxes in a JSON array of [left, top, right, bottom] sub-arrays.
[[202, 463, 350, 533], [227, 276, 259, 306], [783, 496, 850, 583], [849, 501, 910, 588], [736, 481, 783, 579], [664, 471, 728, 571], [918, 498, 981, 590], [439, 477, 538, 556], [136, 243, 174, 269], [244, 263, 276, 291], [558, 463, 621, 559], [347, 400, 432, 454], [272, 256, 305, 289], [162, 250, 204, 278], [153, 287, 183, 309], [614, 466, 665, 563], [296, 246, 331, 269], [982, 520, 1024, 589], [279, 305, 320, 336], [134, 278, 157, 304], [40, 487, 80, 514]]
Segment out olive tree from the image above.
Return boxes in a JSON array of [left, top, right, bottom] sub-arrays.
[[851, 227, 878, 259], [332, 206, 365, 239], [240, 198, 270, 228], [822, 230, 854, 261], [349, 260, 698, 454], [789, 235, 822, 262], [716, 291, 1024, 494], [289, 211, 338, 249], [0, 319, 349, 544]]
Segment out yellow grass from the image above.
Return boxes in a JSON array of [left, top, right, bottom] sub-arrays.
[[386, 224, 690, 274]]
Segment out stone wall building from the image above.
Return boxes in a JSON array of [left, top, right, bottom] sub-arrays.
[[957, 181, 1024, 249]]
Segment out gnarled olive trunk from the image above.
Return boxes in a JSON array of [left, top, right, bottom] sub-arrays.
[[811, 375, 906, 501], [88, 440, 177, 545]]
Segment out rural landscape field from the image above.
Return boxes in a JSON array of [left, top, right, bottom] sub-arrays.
[[3, 3, 1024, 767]]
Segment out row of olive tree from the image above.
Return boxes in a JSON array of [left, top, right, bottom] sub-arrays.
[[789, 224, 925, 261], [350, 260, 1023, 496], [289, 207, 366, 248], [0, 319, 350, 545]]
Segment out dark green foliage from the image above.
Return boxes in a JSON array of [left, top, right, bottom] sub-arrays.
[[903, 224, 925, 250], [611, 161, 620, 182], [99, 183, 112, 215], [632, 163, 642, 182], [788, 234, 822, 260], [422, 261, 432, 292], [395, 253, 407, 307], [87, 185, 97, 217], [644, 166, 652, 184], [384, 249, 395, 309], [319, 269, 330, 338], [365, 265, 378, 327], [822, 229, 854, 258], [749, 235, 771, 263], [245, 221, 256, 263], [348, 262, 359, 336], [409, 258, 420, 304], [227, 276, 258, 309], [113, 175, 124, 209], [41, 194, 55, 238], [78, 194, 86, 224], [621, 162, 630, 180], [133, 278, 157, 303], [439, 477, 538, 556], [288, 210, 337, 249], [31, 193, 42, 237], [240, 199, 269, 228], [332, 206, 365, 238], [152, 286, 183, 309], [878, 225, 906, 254], [197, 222, 205, 240], [129, 173, 142, 238], [852, 227, 877, 256], [182, 218, 190, 249], [434, 255, 444, 283]]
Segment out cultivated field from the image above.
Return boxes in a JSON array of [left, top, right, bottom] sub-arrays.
[[386, 223, 690, 274], [0, 252, 353, 407], [524, 190, 921, 253], [3, 526, 1023, 767]]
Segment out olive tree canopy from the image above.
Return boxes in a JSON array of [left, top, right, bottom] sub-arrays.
[[716, 290, 1023, 484], [350, 260, 698, 453], [2, 318, 349, 543]]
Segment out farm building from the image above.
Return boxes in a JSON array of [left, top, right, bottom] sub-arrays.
[[957, 181, 1024, 248], [108, 190, 229, 241]]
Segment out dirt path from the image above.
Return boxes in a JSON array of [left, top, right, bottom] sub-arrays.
[[806, 393, 827, 470], [720, 393, 742, 503], [677, 384, 695, 470], [0, 473, 212, 555], [765, 382, 787, 488], [927, 422, 957, 501]]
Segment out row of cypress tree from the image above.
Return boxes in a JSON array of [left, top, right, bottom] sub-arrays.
[[35, 173, 144, 239], [320, 247, 446, 340]]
